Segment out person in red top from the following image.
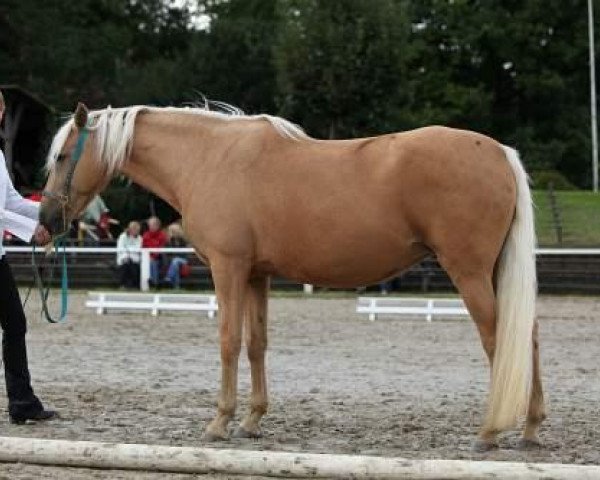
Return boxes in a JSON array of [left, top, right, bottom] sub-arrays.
[[142, 216, 168, 288], [26, 192, 43, 202]]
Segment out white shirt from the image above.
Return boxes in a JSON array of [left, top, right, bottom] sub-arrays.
[[0, 150, 39, 258], [116, 231, 142, 265]]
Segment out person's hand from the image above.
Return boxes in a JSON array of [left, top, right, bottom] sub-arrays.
[[33, 224, 52, 246]]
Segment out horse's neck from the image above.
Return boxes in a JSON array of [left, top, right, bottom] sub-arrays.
[[119, 113, 223, 213]]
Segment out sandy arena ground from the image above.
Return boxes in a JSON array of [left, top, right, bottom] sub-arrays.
[[0, 292, 598, 478]]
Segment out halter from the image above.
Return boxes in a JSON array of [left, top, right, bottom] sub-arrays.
[[33, 123, 90, 324], [42, 125, 90, 237]]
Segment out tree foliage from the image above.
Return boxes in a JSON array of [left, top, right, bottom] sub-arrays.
[[0, 0, 597, 191], [274, 0, 412, 138]]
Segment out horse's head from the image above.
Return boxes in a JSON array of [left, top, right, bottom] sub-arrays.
[[40, 102, 109, 239]]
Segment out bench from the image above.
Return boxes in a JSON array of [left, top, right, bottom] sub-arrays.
[[85, 292, 218, 318], [356, 296, 469, 322]]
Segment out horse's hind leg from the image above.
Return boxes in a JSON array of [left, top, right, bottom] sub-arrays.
[[520, 319, 546, 448], [233, 276, 270, 438], [204, 258, 249, 441], [443, 269, 500, 451]]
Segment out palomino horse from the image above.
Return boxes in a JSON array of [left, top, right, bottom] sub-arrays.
[[39, 102, 544, 451]]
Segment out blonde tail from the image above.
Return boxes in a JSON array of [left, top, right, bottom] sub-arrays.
[[485, 146, 537, 432]]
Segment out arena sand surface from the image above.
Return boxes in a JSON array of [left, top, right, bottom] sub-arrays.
[[0, 292, 598, 479]]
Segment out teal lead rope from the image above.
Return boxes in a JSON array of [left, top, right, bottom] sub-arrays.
[[32, 239, 69, 323], [32, 121, 90, 323]]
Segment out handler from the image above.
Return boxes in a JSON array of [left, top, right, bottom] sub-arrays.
[[0, 90, 57, 424]]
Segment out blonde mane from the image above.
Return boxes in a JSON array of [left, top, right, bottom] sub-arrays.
[[46, 104, 309, 174]]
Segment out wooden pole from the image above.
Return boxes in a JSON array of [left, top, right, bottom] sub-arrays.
[[0, 437, 598, 479]]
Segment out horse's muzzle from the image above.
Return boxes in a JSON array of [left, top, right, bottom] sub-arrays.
[[38, 203, 67, 238]]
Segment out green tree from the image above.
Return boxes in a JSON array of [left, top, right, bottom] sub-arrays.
[[1, 0, 599, 188], [186, 0, 279, 112], [409, 0, 592, 186], [0, 0, 195, 110], [274, 0, 413, 138]]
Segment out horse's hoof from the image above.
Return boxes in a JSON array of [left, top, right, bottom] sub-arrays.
[[471, 439, 499, 453], [232, 426, 262, 439], [202, 430, 228, 442], [517, 438, 543, 450]]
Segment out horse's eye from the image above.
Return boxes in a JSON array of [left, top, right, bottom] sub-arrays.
[[56, 153, 66, 163]]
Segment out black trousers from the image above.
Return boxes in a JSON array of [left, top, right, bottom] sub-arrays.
[[118, 261, 140, 289], [0, 257, 43, 417]]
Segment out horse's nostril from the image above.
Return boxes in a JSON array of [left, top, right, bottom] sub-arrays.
[[39, 208, 59, 236], [42, 222, 54, 236]]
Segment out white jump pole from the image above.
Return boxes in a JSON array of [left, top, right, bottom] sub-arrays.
[[0, 437, 598, 479]]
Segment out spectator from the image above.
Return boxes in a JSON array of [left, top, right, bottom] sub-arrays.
[[116, 221, 142, 289], [142, 216, 167, 288], [162, 223, 189, 289], [79, 195, 118, 245]]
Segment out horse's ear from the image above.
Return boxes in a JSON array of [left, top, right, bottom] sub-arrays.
[[74, 102, 89, 129]]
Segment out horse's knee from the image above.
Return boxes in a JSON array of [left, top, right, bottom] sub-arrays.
[[245, 317, 267, 361], [220, 338, 242, 363], [246, 338, 267, 362]]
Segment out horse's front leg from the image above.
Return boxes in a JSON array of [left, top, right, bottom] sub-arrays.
[[204, 259, 248, 441], [234, 276, 270, 438]]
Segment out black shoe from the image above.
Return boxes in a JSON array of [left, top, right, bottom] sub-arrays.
[[10, 409, 58, 425]]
